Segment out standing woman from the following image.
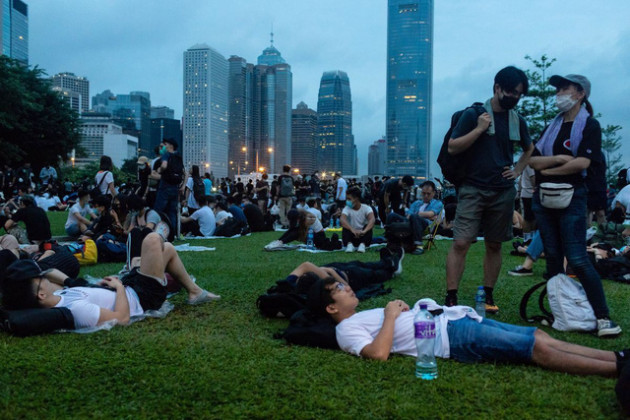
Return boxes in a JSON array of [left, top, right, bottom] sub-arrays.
[[529, 74, 621, 337], [95, 155, 117, 199]]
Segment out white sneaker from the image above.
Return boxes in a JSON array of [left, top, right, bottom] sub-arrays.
[[345, 243, 355, 253], [357, 243, 366, 253], [264, 240, 284, 250]]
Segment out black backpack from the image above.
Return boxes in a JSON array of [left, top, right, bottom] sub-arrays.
[[257, 279, 306, 318], [162, 154, 184, 186], [279, 175, 294, 197], [275, 309, 339, 349], [192, 177, 205, 203], [437, 102, 486, 187]]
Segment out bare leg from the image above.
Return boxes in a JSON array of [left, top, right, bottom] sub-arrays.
[[522, 255, 535, 270], [483, 241, 502, 288], [446, 240, 472, 290], [535, 330, 615, 361], [531, 330, 617, 377]]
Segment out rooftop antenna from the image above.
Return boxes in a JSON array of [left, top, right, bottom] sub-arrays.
[[270, 23, 274, 46]]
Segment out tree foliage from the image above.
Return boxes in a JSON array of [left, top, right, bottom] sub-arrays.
[[601, 124, 624, 186], [518, 54, 558, 140], [0, 56, 81, 168]]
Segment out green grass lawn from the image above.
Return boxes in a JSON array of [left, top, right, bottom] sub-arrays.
[[1, 212, 628, 418]]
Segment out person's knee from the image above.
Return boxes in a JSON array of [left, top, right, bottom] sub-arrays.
[[141, 232, 164, 254], [451, 240, 471, 254], [485, 241, 502, 253]]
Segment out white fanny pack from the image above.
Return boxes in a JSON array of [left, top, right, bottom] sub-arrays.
[[539, 182, 574, 209]]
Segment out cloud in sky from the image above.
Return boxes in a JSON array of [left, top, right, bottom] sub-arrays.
[[29, 0, 630, 175]]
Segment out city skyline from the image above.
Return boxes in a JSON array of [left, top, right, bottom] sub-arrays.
[[25, 1, 630, 175]]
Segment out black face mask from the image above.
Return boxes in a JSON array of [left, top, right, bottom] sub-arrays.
[[498, 93, 519, 110]]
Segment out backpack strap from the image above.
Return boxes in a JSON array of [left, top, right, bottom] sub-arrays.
[[519, 280, 554, 325]]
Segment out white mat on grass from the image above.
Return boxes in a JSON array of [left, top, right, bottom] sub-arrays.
[[174, 243, 216, 252]]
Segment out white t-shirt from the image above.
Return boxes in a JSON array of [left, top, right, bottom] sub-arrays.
[[341, 204, 373, 230], [307, 207, 322, 221], [215, 210, 232, 225], [191, 206, 216, 237], [95, 171, 114, 195], [520, 165, 535, 199], [310, 218, 324, 233], [36, 194, 61, 210], [54, 286, 144, 329], [335, 299, 482, 359], [186, 176, 200, 209], [65, 202, 93, 229], [336, 178, 348, 201]]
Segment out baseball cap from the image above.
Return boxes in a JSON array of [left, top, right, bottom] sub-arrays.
[[549, 74, 591, 99], [5, 260, 52, 283], [137, 156, 149, 165], [162, 138, 179, 150]]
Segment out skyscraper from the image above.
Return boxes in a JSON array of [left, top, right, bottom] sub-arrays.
[[291, 102, 318, 175], [92, 90, 152, 155], [316, 70, 354, 175], [386, 0, 433, 180], [368, 138, 387, 175], [183, 44, 228, 178], [1, 0, 28, 65], [150, 106, 175, 119], [52, 72, 90, 113], [227, 36, 292, 175]]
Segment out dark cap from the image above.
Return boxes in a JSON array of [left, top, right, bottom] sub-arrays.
[[5, 260, 51, 283], [549, 74, 591, 99], [162, 138, 178, 150]]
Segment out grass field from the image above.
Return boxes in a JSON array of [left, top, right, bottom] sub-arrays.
[[1, 212, 628, 418]]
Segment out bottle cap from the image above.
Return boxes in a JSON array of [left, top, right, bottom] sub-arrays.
[[419, 303, 428, 310], [478, 286, 484, 289]]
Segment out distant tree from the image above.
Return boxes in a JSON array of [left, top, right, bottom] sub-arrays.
[[601, 124, 624, 186], [0, 56, 81, 168], [517, 54, 558, 140]]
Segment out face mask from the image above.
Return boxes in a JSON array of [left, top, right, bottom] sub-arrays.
[[556, 94, 578, 112], [160, 146, 168, 155], [498, 93, 519, 110], [346, 200, 353, 208]]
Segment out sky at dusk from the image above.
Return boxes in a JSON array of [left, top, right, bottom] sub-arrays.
[[29, 0, 630, 176]]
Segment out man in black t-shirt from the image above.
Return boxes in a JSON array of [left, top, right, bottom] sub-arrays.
[[444, 66, 533, 313], [377, 176, 414, 224], [4, 195, 51, 243]]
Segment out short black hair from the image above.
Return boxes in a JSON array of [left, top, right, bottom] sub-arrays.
[[347, 187, 361, 199], [420, 181, 436, 191], [197, 195, 207, 206], [1, 274, 40, 310], [215, 201, 228, 211], [283, 165, 291, 173], [77, 189, 90, 199], [494, 66, 529, 95], [92, 195, 111, 209], [401, 175, 414, 187], [306, 276, 337, 316], [127, 194, 146, 211]]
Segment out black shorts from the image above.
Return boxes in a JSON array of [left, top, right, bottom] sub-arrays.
[[587, 190, 607, 212], [122, 268, 167, 311], [521, 197, 535, 222]]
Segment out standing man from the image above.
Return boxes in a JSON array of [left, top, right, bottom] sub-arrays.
[[153, 138, 184, 236], [444, 66, 533, 313], [276, 165, 295, 229], [377, 175, 415, 225], [39, 164, 58, 188]]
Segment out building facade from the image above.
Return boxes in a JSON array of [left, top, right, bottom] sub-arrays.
[[316, 70, 355, 175], [78, 112, 123, 165], [183, 44, 228, 178], [1, 0, 28, 65], [291, 102, 318, 175], [150, 106, 175, 119], [92, 90, 152, 156], [150, 117, 182, 158], [52, 72, 90, 113], [227, 39, 292, 176], [386, 0, 434, 180], [368, 138, 387, 175]]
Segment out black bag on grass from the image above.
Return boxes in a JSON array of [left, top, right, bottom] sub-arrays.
[[275, 309, 339, 349], [0, 307, 74, 337], [257, 279, 306, 318], [384, 221, 415, 253]]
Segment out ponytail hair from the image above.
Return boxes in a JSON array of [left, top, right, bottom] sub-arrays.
[[583, 98, 594, 116]]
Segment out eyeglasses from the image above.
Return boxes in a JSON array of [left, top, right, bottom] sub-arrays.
[[331, 282, 348, 294]]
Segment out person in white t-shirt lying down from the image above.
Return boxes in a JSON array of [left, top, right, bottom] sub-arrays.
[[305, 277, 630, 377], [1, 232, 220, 329]]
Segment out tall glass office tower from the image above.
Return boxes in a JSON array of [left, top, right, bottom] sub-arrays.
[[183, 44, 229, 178], [1, 0, 28, 65], [317, 70, 355, 175], [386, 0, 433, 180]]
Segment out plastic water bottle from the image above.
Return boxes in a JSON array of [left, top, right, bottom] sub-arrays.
[[329, 218, 334, 228], [306, 227, 314, 249], [475, 286, 486, 318], [414, 304, 438, 380]]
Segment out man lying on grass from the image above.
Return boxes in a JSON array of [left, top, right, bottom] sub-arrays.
[[307, 277, 629, 377], [1, 232, 220, 329]]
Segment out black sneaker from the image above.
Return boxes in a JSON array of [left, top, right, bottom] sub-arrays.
[[412, 246, 424, 256], [445, 293, 458, 307], [597, 318, 622, 337], [508, 265, 533, 277]]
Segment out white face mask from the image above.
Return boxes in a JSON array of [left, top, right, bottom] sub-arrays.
[[556, 94, 578, 112]]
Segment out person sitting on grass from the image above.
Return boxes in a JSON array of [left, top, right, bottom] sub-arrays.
[[1, 232, 220, 329], [306, 278, 630, 377], [3, 194, 52, 245], [180, 195, 216, 237], [340, 187, 375, 253], [65, 189, 97, 238], [264, 210, 338, 251]]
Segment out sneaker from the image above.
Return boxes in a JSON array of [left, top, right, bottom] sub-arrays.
[[264, 240, 284, 250], [485, 302, 499, 314], [445, 293, 458, 307], [412, 246, 424, 256], [357, 243, 366, 253], [508, 265, 533, 276], [394, 249, 405, 276], [345, 243, 355, 253], [597, 318, 622, 337]]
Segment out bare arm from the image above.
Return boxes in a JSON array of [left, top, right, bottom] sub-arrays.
[[447, 112, 491, 155], [360, 300, 410, 361], [361, 212, 375, 234], [339, 213, 353, 232], [503, 143, 534, 180], [540, 157, 591, 177], [96, 277, 130, 325], [529, 154, 573, 171]]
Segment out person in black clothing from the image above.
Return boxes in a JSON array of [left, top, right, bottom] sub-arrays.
[[377, 175, 415, 224], [4, 195, 51, 244], [241, 196, 273, 232], [85, 195, 117, 239], [256, 174, 270, 215]]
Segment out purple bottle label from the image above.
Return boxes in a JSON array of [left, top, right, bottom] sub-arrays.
[[414, 322, 435, 339]]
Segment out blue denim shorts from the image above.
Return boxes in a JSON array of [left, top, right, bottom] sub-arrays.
[[447, 317, 536, 364]]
